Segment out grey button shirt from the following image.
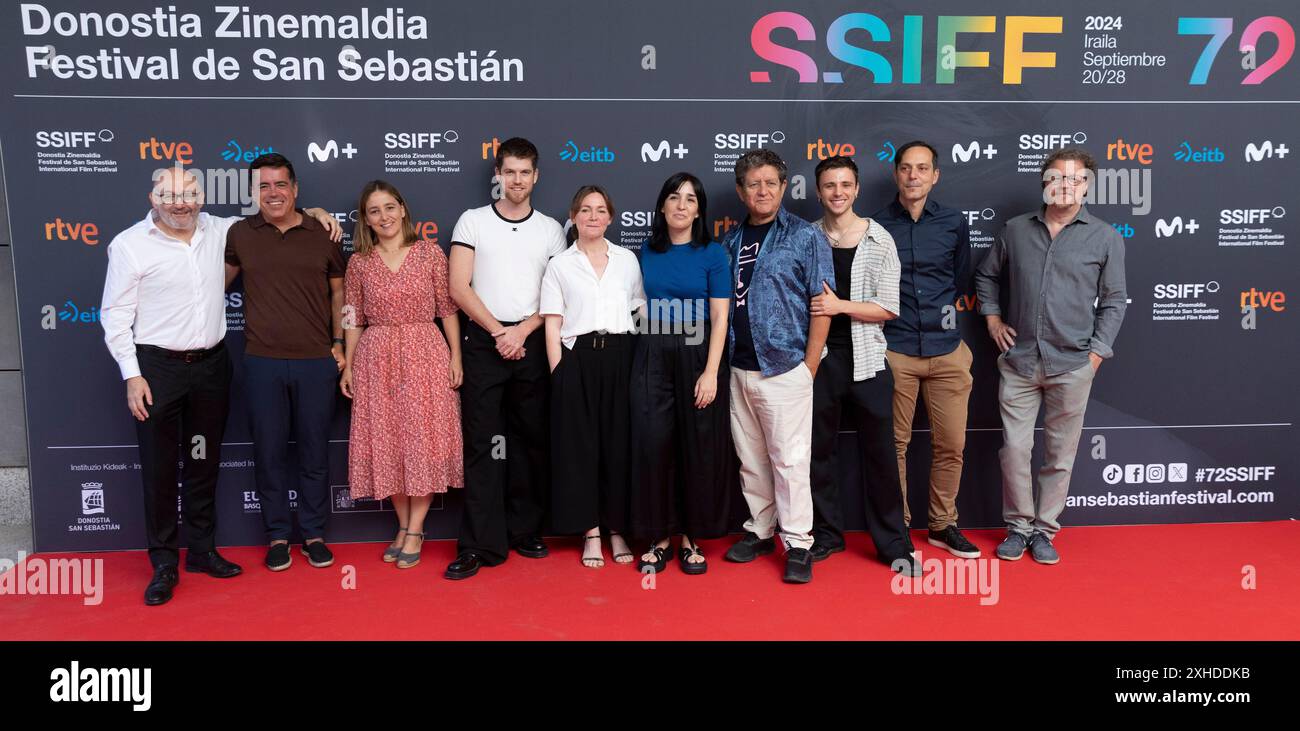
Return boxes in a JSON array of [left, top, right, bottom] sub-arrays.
[[974, 205, 1127, 378]]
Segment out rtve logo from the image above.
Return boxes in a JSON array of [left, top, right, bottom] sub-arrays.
[[1153, 282, 1219, 299], [1154, 217, 1200, 238], [962, 208, 996, 226], [307, 140, 357, 162], [1244, 140, 1290, 162], [951, 140, 997, 163], [481, 137, 501, 160], [44, 218, 99, 245], [806, 138, 856, 160], [36, 129, 113, 148], [1106, 138, 1153, 165], [641, 140, 689, 162], [748, 12, 1062, 85], [1018, 132, 1087, 150], [1219, 207, 1285, 225], [1240, 287, 1286, 312], [713, 216, 741, 238], [138, 137, 192, 164], [714, 131, 786, 150]]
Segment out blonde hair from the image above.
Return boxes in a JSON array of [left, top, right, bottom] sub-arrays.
[[353, 180, 417, 255]]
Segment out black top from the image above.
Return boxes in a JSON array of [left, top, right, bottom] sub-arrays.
[[826, 245, 856, 353], [730, 221, 773, 371]]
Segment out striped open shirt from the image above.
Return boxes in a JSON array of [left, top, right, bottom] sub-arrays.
[[816, 217, 901, 381]]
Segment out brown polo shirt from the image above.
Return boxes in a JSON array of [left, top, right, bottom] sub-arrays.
[[225, 210, 345, 359]]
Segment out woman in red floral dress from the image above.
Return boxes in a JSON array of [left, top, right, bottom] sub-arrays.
[[340, 180, 463, 569]]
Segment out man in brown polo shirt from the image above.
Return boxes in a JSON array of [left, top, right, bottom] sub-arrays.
[[225, 152, 346, 572]]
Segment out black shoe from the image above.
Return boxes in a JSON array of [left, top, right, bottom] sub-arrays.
[[302, 540, 335, 568], [636, 543, 674, 574], [184, 550, 243, 578], [445, 552, 483, 580], [144, 566, 179, 606], [265, 542, 292, 572], [724, 532, 776, 563], [513, 536, 549, 559], [678, 541, 707, 575], [783, 548, 813, 584], [885, 552, 923, 577], [809, 540, 846, 562], [927, 525, 981, 559]]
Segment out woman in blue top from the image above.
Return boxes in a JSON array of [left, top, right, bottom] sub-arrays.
[[630, 172, 737, 575]]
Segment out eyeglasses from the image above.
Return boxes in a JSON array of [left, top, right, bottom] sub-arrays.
[[152, 192, 201, 204]]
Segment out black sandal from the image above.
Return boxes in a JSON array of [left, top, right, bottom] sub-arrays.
[[636, 542, 674, 574], [581, 534, 604, 569], [609, 531, 634, 564], [679, 540, 707, 575]]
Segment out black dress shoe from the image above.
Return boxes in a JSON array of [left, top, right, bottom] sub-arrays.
[[513, 536, 549, 559], [184, 550, 243, 578], [144, 566, 179, 606], [445, 552, 483, 580], [809, 541, 846, 562]]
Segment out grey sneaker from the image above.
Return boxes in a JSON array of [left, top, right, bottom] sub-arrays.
[[1028, 531, 1060, 564], [995, 532, 1028, 561]]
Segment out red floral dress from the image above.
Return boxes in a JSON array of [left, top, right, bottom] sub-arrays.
[[344, 241, 462, 498]]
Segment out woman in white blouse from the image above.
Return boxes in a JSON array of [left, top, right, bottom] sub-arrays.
[[540, 185, 646, 568]]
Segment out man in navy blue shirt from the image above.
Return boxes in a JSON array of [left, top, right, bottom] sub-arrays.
[[872, 141, 980, 559]]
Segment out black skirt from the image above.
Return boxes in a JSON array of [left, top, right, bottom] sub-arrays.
[[628, 330, 737, 541], [549, 332, 633, 534]]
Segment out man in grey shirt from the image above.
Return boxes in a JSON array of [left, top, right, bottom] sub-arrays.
[[974, 147, 1127, 564]]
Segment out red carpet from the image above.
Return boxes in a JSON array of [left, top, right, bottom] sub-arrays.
[[2, 522, 1296, 641]]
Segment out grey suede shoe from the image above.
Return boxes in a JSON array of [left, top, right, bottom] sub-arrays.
[[995, 532, 1029, 561], [382, 528, 408, 563], [1028, 531, 1060, 565]]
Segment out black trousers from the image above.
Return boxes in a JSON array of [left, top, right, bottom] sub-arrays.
[[134, 343, 232, 569], [456, 316, 551, 564], [628, 331, 735, 541], [550, 332, 632, 535], [810, 348, 910, 560]]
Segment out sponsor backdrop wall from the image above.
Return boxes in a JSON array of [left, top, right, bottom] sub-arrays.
[[1, 0, 1295, 552]]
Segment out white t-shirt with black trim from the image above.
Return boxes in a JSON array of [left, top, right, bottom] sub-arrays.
[[450, 203, 568, 322]]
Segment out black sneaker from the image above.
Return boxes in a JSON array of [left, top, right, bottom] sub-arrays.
[[302, 540, 335, 568], [783, 548, 813, 584], [724, 532, 776, 563], [927, 525, 981, 559], [885, 552, 923, 577], [265, 542, 292, 572]]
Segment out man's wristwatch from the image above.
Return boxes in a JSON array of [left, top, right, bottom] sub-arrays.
[[332, 338, 345, 347]]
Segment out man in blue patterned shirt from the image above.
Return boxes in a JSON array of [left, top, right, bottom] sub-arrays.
[[719, 148, 835, 584]]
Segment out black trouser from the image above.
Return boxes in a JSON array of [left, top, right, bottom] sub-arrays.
[[810, 348, 910, 561], [456, 316, 551, 564], [628, 330, 734, 541], [134, 343, 232, 569], [550, 332, 632, 535]]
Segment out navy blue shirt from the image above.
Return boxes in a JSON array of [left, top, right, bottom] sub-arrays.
[[872, 198, 971, 357], [730, 221, 772, 371], [639, 240, 731, 323]]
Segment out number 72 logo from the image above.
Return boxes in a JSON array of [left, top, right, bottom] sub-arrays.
[[1178, 16, 1295, 85]]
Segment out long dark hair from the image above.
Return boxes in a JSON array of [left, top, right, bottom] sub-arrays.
[[648, 172, 709, 253]]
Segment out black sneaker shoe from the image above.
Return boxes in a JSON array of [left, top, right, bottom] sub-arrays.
[[302, 540, 335, 568], [265, 542, 292, 572], [783, 548, 813, 584], [724, 532, 776, 563], [885, 552, 923, 577], [927, 525, 981, 559]]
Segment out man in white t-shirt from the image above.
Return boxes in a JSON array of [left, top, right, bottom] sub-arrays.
[[444, 137, 568, 580]]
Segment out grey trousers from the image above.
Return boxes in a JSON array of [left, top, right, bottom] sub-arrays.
[[996, 357, 1096, 538]]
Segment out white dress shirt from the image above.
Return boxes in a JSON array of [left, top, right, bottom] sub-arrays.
[[539, 239, 646, 349], [100, 211, 239, 380]]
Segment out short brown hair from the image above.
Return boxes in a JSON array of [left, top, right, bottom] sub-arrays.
[[1041, 147, 1097, 177], [815, 155, 859, 184], [495, 137, 539, 171], [353, 180, 417, 255]]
